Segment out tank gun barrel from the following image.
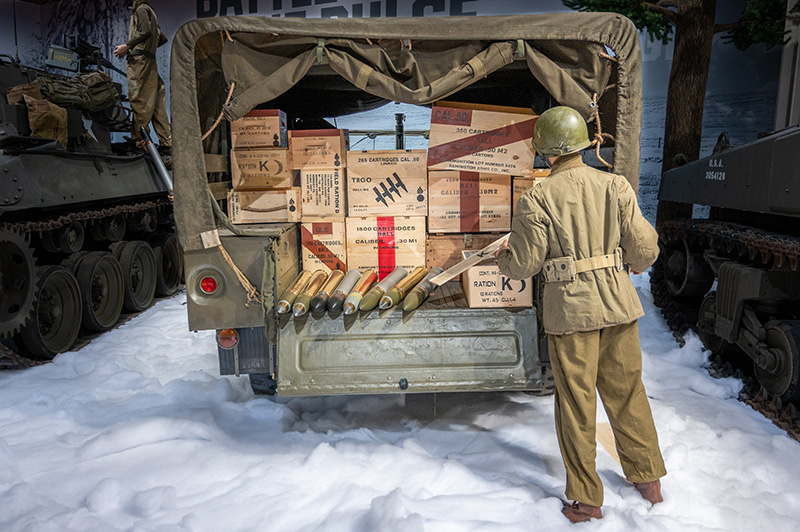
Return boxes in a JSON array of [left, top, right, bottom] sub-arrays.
[[139, 127, 173, 196]]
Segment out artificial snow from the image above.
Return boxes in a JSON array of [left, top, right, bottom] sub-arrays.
[[1, 274, 799, 531]]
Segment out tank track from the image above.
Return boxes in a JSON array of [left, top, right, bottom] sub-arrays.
[[2, 197, 172, 234], [652, 218, 800, 440]]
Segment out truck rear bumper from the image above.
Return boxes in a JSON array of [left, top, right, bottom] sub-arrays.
[[217, 284, 543, 396]]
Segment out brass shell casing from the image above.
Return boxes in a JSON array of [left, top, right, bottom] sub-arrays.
[[317, 269, 345, 297], [392, 266, 429, 298], [301, 270, 329, 298], [350, 269, 378, 296], [277, 270, 313, 314]]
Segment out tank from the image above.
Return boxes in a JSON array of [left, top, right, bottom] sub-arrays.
[[652, 4, 800, 402], [0, 36, 182, 361]]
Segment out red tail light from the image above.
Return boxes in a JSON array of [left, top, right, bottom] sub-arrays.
[[200, 276, 218, 294], [217, 329, 238, 349]]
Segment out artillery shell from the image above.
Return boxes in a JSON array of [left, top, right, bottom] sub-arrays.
[[327, 269, 362, 312], [276, 270, 313, 315], [402, 267, 443, 312], [342, 270, 378, 315], [292, 270, 328, 317], [360, 267, 408, 312], [379, 267, 429, 310], [310, 269, 345, 313]]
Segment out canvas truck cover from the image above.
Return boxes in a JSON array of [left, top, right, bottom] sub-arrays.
[[171, 13, 643, 254]]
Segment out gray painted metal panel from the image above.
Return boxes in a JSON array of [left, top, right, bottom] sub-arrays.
[[185, 224, 299, 331], [0, 152, 166, 213], [767, 132, 800, 214], [276, 305, 541, 396], [659, 126, 800, 217]]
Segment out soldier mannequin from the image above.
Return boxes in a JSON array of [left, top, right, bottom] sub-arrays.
[[113, 0, 171, 153], [495, 106, 667, 524]]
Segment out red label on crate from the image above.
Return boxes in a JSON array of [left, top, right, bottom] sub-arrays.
[[290, 129, 340, 137], [459, 172, 480, 232], [301, 226, 346, 272], [430, 107, 473, 126], [377, 217, 396, 280], [427, 117, 538, 167], [244, 109, 282, 117], [311, 222, 333, 235]]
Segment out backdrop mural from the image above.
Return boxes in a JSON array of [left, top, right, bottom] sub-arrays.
[[0, 0, 785, 221]]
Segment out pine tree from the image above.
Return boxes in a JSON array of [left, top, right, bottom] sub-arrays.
[[563, 0, 795, 223]]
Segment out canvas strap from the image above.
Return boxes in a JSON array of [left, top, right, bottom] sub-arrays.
[[542, 247, 623, 283]]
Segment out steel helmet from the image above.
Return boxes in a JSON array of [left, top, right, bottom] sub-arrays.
[[532, 106, 592, 158]]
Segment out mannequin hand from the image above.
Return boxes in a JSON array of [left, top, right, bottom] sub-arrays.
[[494, 241, 509, 260], [113, 44, 129, 58]]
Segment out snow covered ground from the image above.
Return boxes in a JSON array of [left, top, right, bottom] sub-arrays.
[[2, 274, 800, 531]]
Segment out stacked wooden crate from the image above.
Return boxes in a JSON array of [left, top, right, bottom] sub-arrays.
[[345, 150, 428, 280], [293, 129, 349, 273], [425, 102, 540, 308], [227, 110, 300, 223], [225, 102, 551, 308]]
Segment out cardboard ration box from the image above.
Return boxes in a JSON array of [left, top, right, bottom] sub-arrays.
[[300, 168, 345, 219], [345, 216, 426, 280], [461, 251, 533, 308], [346, 149, 428, 216], [427, 101, 537, 176], [227, 188, 301, 224], [230, 148, 295, 190], [512, 169, 551, 213], [425, 233, 503, 281], [301, 220, 347, 273], [428, 170, 512, 233], [290, 129, 349, 169], [230, 109, 288, 149]]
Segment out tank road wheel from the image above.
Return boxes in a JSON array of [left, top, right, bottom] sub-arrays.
[[662, 238, 714, 299], [754, 320, 800, 403], [151, 233, 183, 297], [19, 266, 82, 359], [0, 226, 37, 338], [116, 241, 157, 312], [76, 251, 124, 332]]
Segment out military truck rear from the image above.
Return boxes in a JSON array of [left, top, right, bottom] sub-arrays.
[[171, 13, 644, 396]]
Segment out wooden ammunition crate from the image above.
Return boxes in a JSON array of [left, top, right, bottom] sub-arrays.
[[301, 220, 347, 273], [427, 102, 537, 176], [300, 168, 345, 219], [346, 149, 428, 216], [428, 170, 511, 233], [290, 129, 349, 169], [230, 109, 288, 149], [512, 169, 551, 212], [228, 188, 301, 224], [425, 233, 503, 280], [230, 148, 295, 190], [346, 216, 426, 280], [462, 263, 533, 308]]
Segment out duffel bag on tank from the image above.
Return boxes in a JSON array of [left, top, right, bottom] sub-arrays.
[[36, 71, 120, 113]]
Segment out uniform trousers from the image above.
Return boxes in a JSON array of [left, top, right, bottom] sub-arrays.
[[127, 54, 171, 146], [548, 320, 667, 507]]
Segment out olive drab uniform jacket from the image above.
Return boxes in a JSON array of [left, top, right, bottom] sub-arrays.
[[126, 0, 167, 59], [125, 0, 171, 146], [497, 153, 659, 335]]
